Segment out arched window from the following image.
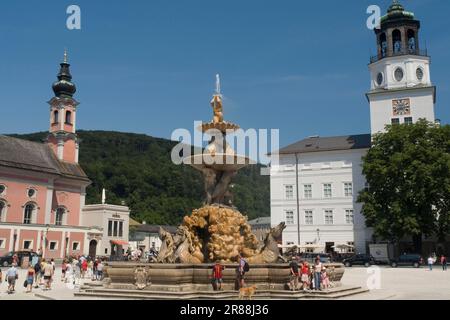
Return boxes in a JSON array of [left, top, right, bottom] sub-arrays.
[[55, 208, 65, 226], [24, 204, 35, 224], [65, 111, 72, 124], [407, 29, 416, 53], [53, 110, 59, 124], [392, 29, 402, 54], [379, 33, 387, 57]]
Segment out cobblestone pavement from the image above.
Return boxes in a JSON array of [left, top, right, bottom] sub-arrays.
[[340, 265, 450, 300], [1, 265, 448, 300], [0, 267, 99, 300]]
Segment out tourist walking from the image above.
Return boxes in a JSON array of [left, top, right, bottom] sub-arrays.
[[61, 260, 67, 281], [34, 258, 41, 288], [289, 256, 299, 291], [26, 265, 35, 293], [96, 259, 104, 281], [81, 258, 88, 278], [88, 259, 94, 279], [428, 255, 434, 271], [211, 261, 225, 291], [93, 258, 98, 280], [314, 256, 322, 291], [441, 255, 447, 271], [6, 263, 18, 294], [43, 259, 54, 290]]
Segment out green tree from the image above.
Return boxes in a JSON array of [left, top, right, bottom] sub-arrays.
[[358, 120, 450, 253]]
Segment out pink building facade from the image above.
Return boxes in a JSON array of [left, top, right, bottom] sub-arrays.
[[0, 54, 103, 260]]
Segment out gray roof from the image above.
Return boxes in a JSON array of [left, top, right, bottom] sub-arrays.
[[135, 224, 178, 234], [0, 135, 89, 181], [248, 217, 271, 226], [274, 134, 371, 155]]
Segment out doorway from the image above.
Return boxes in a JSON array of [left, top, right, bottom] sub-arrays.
[[325, 242, 335, 254], [89, 240, 97, 258]]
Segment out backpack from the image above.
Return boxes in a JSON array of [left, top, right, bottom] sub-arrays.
[[243, 261, 250, 273]]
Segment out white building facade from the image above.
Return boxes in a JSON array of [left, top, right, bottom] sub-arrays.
[[270, 2, 437, 254], [271, 136, 372, 254]]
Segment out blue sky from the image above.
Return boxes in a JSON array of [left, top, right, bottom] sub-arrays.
[[0, 0, 449, 147]]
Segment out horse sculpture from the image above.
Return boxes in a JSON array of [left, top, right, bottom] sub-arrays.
[[246, 222, 286, 264], [173, 226, 204, 264]]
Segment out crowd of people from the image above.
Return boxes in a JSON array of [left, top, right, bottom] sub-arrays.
[[0, 254, 106, 295]]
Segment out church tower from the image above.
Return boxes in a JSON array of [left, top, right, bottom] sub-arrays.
[[47, 50, 80, 163], [367, 1, 436, 135]]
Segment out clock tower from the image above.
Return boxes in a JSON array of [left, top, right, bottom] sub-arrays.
[[366, 0, 436, 135]]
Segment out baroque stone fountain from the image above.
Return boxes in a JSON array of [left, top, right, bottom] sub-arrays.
[[79, 76, 352, 299]]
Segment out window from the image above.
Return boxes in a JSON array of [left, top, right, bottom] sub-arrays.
[[404, 117, 413, 125], [23, 240, 33, 250], [304, 184, 312, 199], [27, 188, 36, 198], [346, 209, 354, 224], [302, 163, 312, 171], [105, 248, 108, 254], [285, 210, 294, 225], [305, 210, 313, 225], [65, 111, 72, 124], [119, 221, 123, 237], [113, 221, 118, 237], [392, 29, 402, 53], [322, 162, 331, 169], [348, 242, 355, 253], [108, 220, 113, 237], [305, 242, 314, 253], [284, 165, 295, 172], [344, 182, 353, 197], [55, 208, 65, 226], [0, 185, 5, 195], [72, 242, 80, 251], [285, 185, 294, 199], [324, 210, 334, 225], [343, 161, 352, 168], [394, 67, 404, 82], [0, 239, 5, 249], [24, 204, 34, 224], [151, 242, 156, 249], [323, 184, 332, 198], [391, 118, 400, 125], [53, 110, 59, 124], [49, 241, 58, 251]]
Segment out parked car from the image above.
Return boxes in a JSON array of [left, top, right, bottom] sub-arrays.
[[300, 253, 332, 264], [343, 254, 376, 267], [0, 250, 38, 267], [390, 253, 423, 268]]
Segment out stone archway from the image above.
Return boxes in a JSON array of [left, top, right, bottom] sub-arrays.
[[89, 239, 98, 258]]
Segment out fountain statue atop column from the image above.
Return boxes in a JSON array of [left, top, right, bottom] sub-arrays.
[[157, 75, 285, 264]]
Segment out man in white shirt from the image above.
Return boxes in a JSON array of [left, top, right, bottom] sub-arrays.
[[427, 256, 434, 271]]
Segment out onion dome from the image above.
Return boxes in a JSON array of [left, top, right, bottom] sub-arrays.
[[381, 0, 416, 24], [52, 50, 77, 98]]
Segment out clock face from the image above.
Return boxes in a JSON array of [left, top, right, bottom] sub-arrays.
[[392, 99, 411, 116]]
